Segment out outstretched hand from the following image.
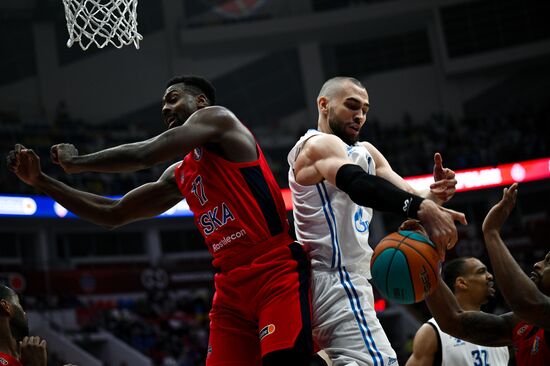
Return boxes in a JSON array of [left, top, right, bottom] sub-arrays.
[[482, 183, 518, 233], [6, 144, 43, 186], [429, 153, 457, 204], [50, 143, 79, 173], [417, 199, 467, 259]]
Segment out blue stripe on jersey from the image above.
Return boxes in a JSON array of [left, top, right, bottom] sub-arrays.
[[367, 156, 372, 174], [240, 165, 283, 236], [316, 183, 383, 365], [315, 183, 338, 269], [343, 267, 384, 366], [338, 266, 383, 366], [320, 182, 342, 268]]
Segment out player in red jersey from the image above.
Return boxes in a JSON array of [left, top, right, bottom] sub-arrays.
[[0, 285, 48, 366], [7, 75, 321, 366], [425, 183, 550, 366], [1, 285, 27, 366]]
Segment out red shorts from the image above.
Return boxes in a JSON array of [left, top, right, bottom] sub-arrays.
[[206, 242, 312, 365]]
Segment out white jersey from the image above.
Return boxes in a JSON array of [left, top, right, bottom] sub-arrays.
[[428, 318, 509, 366], [288, 129, 398, 366], [288, 129, 375, 277]]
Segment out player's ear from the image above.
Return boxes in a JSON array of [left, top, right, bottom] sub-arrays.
[[196, 94, 209, 107], [455, 277, 467, 290], [318, 97, 329, 114], [0, 299, 12, 316]]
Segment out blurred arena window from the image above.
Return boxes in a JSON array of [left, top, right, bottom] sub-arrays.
[[441, 0, 550, 58], [321, 29, 432, 77]]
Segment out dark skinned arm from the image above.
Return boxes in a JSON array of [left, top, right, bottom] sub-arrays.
[[7, 146, 183, 229], [482, 183, 550, 329], [52, 106, 239, 173], [426, 276, 518, 347]]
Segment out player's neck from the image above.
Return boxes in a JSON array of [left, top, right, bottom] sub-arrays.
[[456, 294, 481, 311], [0, 331, 18, 359], [317, 119, 331, 134]]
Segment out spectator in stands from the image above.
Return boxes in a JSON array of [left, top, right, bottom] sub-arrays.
[[0, 284, 47, 366]]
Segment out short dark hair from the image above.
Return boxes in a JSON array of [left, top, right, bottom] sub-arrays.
[[166, 75, 216, 105], [0, 285, 15, 301], [318, 76, 365, 98], [442, 257, 472, 293]]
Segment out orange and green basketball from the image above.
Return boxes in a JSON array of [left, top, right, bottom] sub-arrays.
[[370, 230, 440, 304]]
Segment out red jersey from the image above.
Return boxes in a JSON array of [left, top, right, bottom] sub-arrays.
[[0, 352, 22, 366], [175, 145, 293, 272], [512, 321, 550, 366]]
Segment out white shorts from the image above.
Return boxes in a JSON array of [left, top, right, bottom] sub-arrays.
[[311, 268, 398, 366]]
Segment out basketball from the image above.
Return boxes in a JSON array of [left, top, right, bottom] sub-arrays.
[[370, 230, 440, 304]]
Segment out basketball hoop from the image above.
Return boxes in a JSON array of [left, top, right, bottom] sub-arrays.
[[62, 0, 143, 50]]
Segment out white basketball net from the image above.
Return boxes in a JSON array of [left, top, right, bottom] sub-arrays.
[[62, 0, 143, 50]]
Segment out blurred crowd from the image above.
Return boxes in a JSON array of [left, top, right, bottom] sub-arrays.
[[0, 102, 170, 196], [363, 106, 550, 177], [97, 291, 209, 366], [2, 104, 548, 195], [25, 291, 210, 366]]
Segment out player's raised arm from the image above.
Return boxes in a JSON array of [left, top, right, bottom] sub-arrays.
[[51, 106, 237, 174], [294, 134, 466, 256], [426, 275, 517, 347], [366, 144, 457, 205], [294, 133, 426, 214], [482, 184, 550, 329], [7, 145, 183, 229]]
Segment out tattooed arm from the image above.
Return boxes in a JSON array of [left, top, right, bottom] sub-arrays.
[[482, 184, 550, 329], [426, 277, 518, 346]]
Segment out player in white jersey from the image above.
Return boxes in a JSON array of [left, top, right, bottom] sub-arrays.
[[288, 76, 467, 366], [406, 256, 509, 366]]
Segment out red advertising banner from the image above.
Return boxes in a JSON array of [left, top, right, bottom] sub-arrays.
[[281, 157, 550, 210]]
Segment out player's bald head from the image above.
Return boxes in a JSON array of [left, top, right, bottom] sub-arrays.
[[318, 76, 366, 99]]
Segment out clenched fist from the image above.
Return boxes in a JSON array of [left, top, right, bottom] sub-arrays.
[[50, 143, 79, 173]]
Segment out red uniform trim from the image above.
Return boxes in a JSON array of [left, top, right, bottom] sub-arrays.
[[512, 321, 550, 366], [0, 352, 22, 366]]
